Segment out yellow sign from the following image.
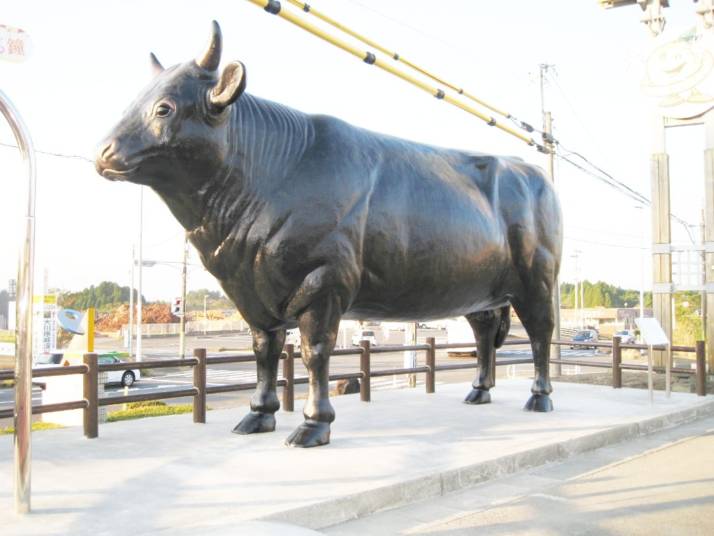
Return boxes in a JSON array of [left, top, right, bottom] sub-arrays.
[[32, 295, 57, 305]]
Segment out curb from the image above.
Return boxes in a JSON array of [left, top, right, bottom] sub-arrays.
[[261, 397, 714, 530]]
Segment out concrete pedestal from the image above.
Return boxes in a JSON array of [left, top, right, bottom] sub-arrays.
[[1, 380, 712, 535]]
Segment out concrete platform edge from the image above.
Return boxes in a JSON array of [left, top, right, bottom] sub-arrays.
[[260, 397, 714, 530]]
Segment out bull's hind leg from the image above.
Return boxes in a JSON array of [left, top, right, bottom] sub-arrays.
[[233, 327, 285, 434], [512, 262, 556, 412], [464, 306, 510, 405], [285, 293, 341, 448]]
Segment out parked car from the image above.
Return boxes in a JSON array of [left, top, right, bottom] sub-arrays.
[[569, 329, 599, 349], [35, 351, 140, 387], [351, 329, 378, 346], [614, 330, 636, 344], [98, 353, 141, 387]]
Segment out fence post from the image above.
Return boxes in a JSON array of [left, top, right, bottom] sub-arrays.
[[612, 336, 622, 389], [426, 337, 436, 394], [193, 348, 207, 423], [283, 344, 295, 412], [83, 353, 98, 439], [360, 340, 371, 402], [696, 340, 706, 397]]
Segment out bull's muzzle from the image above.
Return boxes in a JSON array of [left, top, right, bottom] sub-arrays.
[[95, 139, 136, 181]]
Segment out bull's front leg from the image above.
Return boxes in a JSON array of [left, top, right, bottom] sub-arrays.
[[285, 293, 341, 448], [233, 327, 285, 434]]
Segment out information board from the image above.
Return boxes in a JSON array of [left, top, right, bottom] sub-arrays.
[[635, 317, 669, 346]]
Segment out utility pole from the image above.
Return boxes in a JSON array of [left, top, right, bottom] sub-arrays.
[[203, 294, 208, 336], [136, 187, 143, 362], [572, 250, 583, 329], [540, 63, 561, 374], [179, 234, 188, 359], [701, 210, 708, 346], [128, 246, 134, 357]]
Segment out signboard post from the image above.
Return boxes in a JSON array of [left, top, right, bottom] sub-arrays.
[[635, 317, 672, 403], [32, 295, 57, 360]]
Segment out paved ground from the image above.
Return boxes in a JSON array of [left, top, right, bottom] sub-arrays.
[[325, 415, 714, 536], [2, 380, 712, 535]]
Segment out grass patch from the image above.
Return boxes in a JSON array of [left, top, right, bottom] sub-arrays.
[[1, 379, 14, 388], [107, 400, 195, 422], [0, 422, 63, 435]]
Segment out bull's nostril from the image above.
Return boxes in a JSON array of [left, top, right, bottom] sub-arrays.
[[100, 141, 116, 161]]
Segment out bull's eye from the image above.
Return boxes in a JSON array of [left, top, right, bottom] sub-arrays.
[[153, 101, 175, 118]]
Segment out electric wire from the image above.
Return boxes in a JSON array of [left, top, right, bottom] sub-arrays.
[[0, 140, 93, 163]]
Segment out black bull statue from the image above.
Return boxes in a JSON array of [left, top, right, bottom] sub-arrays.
[[95, 22, 562, 448]]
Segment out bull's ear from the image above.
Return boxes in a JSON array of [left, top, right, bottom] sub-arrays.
[[209, 61, 246, 111]]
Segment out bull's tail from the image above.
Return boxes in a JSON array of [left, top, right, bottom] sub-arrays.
[[494, 305, 511, 348]]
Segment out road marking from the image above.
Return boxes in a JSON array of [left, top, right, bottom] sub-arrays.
[[147, 368, 445, 393]]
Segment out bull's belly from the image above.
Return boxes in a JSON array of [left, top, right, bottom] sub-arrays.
[[347, 251, 512, 321]]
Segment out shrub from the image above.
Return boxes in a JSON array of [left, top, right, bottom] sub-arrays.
[[107, 402, 194, 422], [0, 422, 63, 435]]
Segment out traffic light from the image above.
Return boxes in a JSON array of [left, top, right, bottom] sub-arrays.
[[171, 297, 184, 317]]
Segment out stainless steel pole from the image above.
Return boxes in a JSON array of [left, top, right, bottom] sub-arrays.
[[1, 89, 37, 514]]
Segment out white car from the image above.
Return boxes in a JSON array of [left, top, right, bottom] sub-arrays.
[[351, 329, 378, 347], [98, 353, 141, 387], [35, 352, 141, 387], [614, 330, 636, 344]]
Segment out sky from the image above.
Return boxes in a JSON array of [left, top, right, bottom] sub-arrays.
[[0, 0, 710, 302]]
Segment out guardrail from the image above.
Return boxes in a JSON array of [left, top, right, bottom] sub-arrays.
[[0, 337, 707, 439]]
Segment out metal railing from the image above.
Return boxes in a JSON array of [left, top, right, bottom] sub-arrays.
[[0, 337, 707, 439]]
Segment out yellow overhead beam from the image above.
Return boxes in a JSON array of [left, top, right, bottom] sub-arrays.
[[284, 0, 511, 119], [247, 0, 542, 150]]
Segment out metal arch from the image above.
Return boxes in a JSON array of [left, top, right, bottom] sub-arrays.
[[0, 88, 37, 514]]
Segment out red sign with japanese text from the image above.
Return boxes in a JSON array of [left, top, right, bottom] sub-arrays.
[[0, 24, 32, 63]]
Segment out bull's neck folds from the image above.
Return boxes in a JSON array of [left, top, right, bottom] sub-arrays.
[[162, 93, 315, 247]]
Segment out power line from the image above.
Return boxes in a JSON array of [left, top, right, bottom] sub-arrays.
[[547, 71, 606, 158], [0, 141, 93, 163], [556, 148, 697, 243], [556, 150, 648, 205], [542, 70, 697, 243]]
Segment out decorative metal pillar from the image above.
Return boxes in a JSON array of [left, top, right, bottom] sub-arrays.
[[0, 89, 37, 514]]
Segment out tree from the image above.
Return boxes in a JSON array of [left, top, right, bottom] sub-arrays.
[[186, 289, 234, 311], [559, 280, 652, 309], [58, 282, 141, 312]]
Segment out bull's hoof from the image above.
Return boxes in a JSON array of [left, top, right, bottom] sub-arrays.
[[463, 388, 491, 405], [285, 420, 330, 448], [523, 394, 553, 412], [232, 411, 276, 434]]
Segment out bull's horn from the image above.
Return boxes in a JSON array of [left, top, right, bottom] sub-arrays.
[[196, 20, 222, 71], [149, 52, 164, 75]]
